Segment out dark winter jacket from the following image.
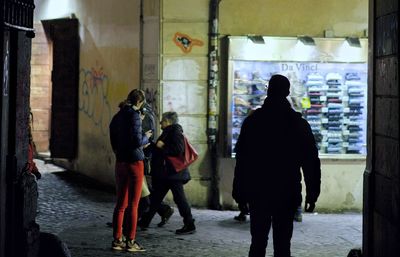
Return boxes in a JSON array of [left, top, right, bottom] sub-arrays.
[[109, 105, 149, 163], [150, 124, 191, 183], [232, 98, 321, 209], [141, 103, 156, 158]]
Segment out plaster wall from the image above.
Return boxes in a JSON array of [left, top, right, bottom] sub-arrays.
[[34, 0, 142, 184], [159, 0, 211, 206], [220, 158, 365, 211], [219, 0, 368, 37]]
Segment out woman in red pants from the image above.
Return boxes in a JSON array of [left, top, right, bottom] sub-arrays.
[[109, 89, 152, 252]]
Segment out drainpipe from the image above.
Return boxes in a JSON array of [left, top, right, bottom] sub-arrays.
[[139, 0, 144, 89], [207, 0, 221, 210]]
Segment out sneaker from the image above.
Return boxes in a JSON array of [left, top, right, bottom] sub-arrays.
[[175, 222, 196, 235], [158, 207, 174, 227], [126, 240, 146, 252], [111, 238, 126, 251]]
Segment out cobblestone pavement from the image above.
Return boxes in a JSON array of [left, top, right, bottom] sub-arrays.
[[36, 159, 362, 257]]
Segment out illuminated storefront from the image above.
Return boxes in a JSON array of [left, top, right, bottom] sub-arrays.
[[226, 36, 368, 158]]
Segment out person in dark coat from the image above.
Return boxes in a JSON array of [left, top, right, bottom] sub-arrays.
[[139, 111, 196, 235], [138, 102, 174, 226], [140, 102, 158, 172], [232, 74, 321, 257], [109, 89, 152, 252]]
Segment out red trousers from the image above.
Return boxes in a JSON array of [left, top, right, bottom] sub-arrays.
[[112, 161, 144, 240]]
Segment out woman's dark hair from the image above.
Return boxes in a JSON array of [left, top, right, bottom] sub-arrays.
[[29, 111, 34, 142], [162, 112, 179, 124], [127, 89, 145, 105]]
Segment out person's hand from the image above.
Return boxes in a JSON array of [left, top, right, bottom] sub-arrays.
[[156, 140, 165, 148], [140, 113, 145, 120], [305, 201, 315, 213], [143, 143, 151, 148], [145, 130, 152, 139]]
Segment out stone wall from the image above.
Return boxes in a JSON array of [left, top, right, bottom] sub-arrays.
[[158, 0, 212, 207], [365, 0, 400, 256], [30, 22, 51, 152]]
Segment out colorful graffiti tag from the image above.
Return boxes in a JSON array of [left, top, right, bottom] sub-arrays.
[[79, 65, 111, 135], [173, 32, 204, 54]]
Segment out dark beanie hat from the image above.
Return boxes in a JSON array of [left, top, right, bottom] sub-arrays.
[[267, 74, 290, 98]]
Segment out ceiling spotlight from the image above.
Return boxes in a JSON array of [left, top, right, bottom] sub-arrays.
[[248, 35, 265, 44], [298, 36, 316, 46], [346, 37, 361, 47]]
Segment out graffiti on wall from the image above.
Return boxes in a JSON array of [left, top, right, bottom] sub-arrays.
[[173, 32, 204, 54], [79, 64, 112, 135]]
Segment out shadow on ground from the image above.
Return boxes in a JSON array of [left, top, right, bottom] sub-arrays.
[[48, 171, 115, 203]]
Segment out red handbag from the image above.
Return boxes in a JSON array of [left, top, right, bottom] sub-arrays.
[[167, 135, 198, 172]]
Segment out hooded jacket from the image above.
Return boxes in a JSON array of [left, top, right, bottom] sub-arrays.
[[233, 98, 321, 208]]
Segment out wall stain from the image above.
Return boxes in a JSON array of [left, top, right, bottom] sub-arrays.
[[343, 192, 355, 206], [79, 64, 112, 136]]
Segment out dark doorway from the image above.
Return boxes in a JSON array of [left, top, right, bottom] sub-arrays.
[[32, 18, 79, 159]]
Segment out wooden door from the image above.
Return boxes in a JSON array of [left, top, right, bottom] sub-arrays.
[[43, 18, 79, 159]]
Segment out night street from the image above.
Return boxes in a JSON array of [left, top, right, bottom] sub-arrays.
[[36, 159, 361, 257]]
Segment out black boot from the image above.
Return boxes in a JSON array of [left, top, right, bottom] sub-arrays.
[[175, 220, 196, 235], [137, 216, 151, 231], [157, 207, 174, 227]]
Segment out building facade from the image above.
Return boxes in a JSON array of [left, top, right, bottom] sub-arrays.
[[32, 0, 369, 211], [1, 0, 399, 256]]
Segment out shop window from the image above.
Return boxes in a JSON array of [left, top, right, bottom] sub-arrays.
[[226, 36, 367, 158]]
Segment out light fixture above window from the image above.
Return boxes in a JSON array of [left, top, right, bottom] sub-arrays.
[[298, 36, 316, 46], [345, 37, 361, 47]]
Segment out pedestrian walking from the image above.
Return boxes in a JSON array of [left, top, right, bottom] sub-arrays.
[[109, 89, 152, 252], [232, 74, 321, 257], [139, 111, 196, 235], [138, 102, 174, 226]]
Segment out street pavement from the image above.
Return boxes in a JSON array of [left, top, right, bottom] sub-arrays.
[[35, 159, 362, 257]]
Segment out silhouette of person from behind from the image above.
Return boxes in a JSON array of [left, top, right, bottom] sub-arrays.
[[232, 74, 321, 257]]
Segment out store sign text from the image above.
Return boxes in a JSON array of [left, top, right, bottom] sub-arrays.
[[281, 63, 318, 72]]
